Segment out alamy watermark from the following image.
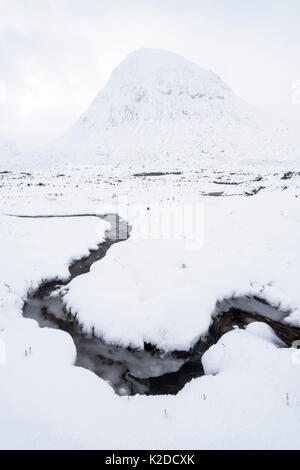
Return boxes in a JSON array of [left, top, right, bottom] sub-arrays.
[[97, 197, 205, 250]]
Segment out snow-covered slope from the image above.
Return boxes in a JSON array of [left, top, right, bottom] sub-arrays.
[[36, 49, 255, 167], [29, 48, 300, 168], [85, 49, 247, 123]]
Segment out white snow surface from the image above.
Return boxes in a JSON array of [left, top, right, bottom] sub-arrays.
[[63, 190, 300, 351], [0, 214, 109, 330], [1, 321, 300, 450], [0, 165, 300, 449]]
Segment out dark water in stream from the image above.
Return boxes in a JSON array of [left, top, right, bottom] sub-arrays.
[[21, 213, 300, 396]]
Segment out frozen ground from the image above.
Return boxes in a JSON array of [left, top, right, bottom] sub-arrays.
[[0, 166, 300, 449]]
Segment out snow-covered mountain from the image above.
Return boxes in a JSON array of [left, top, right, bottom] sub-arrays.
[[33, 49, 300, 168], [79, 48, 252, 129]]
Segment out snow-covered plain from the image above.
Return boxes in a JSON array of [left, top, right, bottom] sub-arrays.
[[0, 166, 300, 449], [0, 48, 300, 449]]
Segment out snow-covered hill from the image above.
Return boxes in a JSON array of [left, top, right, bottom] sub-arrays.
[[40, 49, 254, 167], [24, 49, 300, 168]]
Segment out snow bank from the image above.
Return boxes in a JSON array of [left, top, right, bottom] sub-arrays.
[[1, 324, 300, 449], [0, 215, 109, 329], [63, 191, 300, 351]]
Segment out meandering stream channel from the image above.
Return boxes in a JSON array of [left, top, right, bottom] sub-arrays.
[[9, 213, 300, 396]]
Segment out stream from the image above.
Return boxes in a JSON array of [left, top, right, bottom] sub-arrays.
[[16, 213, 300, 396]]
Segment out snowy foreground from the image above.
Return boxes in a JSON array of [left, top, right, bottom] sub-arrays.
[[1, 166, 300, 449]]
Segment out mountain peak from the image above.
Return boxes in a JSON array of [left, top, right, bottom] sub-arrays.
[[102, 48, 229, 100], [80, 48, 236, 131], [112, 47, 212, 75], [41, 49, 256, 167]]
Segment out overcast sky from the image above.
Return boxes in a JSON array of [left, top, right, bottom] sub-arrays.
[[0, 0, 299, 149]]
